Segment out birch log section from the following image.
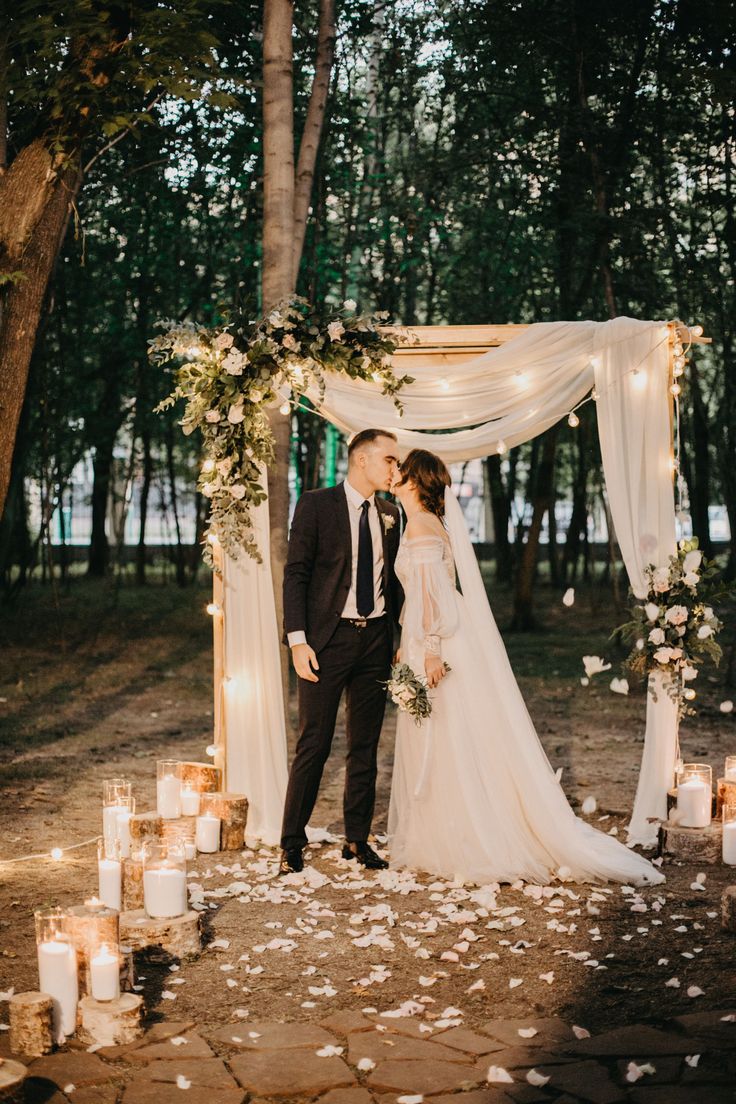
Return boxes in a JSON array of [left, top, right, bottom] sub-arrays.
[[78, 994, 144, 1047], [659, 821, 723, 864], [200, 792, 249, 850], [717, 777, 736, 817], [119, 910, 202, 957], [179, 762, 221, 793], [122, 856, 144, 911], [9, 992, 54, 1057], [129, 811, 163, 848], [0, 1057, 27, 1101]]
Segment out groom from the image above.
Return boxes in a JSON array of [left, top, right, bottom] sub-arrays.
[[280, 428, 402, 875]]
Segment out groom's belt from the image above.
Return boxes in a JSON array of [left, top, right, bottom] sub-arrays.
[[340, 614, 387, 629]]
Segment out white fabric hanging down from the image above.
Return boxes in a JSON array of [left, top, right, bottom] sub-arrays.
[[223, 317, 677, 853], [222, 468, 288, 846]]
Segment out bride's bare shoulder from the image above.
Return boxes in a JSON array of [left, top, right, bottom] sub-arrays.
[[404, 514, 448, 542]]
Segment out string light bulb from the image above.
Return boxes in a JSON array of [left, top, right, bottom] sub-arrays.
[[684, 688, 696, 700], [632, 369, 647, 391], [205, 744, 217, 758], [568, 412, 580, 428], [439, 378, 450, 392], [670, 383, 681, 396], [514, 370, 529, 388], [279, 401, 290, 416], [186, 346, 201, 359], [496, 440, 507, 455], [591, 388, 599, 401], [50, 848, 63, 861], [206, 602, 222, 616], [674, 356, 685, 369], [673, 364, 684, 377], [673, 343, 684, 356], [202, 459, 215, 474], [207, 533, 219, 546], [691, 325, 703, 337]]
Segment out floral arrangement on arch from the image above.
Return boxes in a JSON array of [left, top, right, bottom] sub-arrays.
[[149, 297, 413, 565], [616, 537, 729, 717]]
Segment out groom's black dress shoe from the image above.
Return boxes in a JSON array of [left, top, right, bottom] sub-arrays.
[[279, 848, 304, 875], [342, 841, 388, 869]]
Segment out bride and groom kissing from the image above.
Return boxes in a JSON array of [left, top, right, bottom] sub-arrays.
[[279, 428, 663, 888]]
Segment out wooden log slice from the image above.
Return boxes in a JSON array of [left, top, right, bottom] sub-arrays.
[[63, 904, 119, 998], [122, 856, 144, 912], [722, 886, 736, 932], [9, 992, 54, 1058], [78, 993, 144, 1048], [179, 762, 221, 793], [128, 811, 163, 848], [119, 910, 202, 958], [199, 792, 249, 850], [658, 820, 723, 865], [717, 777, 736, 818], [0, 1058, 27, 1101]]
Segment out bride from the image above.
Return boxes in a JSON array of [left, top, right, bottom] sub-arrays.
[[387, 448, 664, 887]]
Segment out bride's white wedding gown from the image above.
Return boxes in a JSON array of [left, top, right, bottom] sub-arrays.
[[387, 488, 664, 887]]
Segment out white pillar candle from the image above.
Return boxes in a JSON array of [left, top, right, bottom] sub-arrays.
[[90, 944, 120, 1002], [98, 857, 122, 911], [180, 785, 200, 817], [726, 763, 736, 782], [183, 840, 197, 861], [143, 867, 188, 918], [116, 809, 133, 859], [723, 821, 736, 865], [37, 940, 78, 1039], [677, 778, 711, 828], [157, 775, 181, 820], [103, 803, 128, 845], [195, 813, 220, 853]]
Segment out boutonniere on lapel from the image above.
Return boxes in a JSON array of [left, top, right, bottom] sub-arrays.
[[381, 512, 396, 532]]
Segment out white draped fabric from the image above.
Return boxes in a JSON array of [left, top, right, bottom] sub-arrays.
[[224, 317, 677, 852], [222, 471, 288, 846]]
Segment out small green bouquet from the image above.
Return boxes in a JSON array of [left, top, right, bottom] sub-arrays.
[[383, 661, 451, 726]]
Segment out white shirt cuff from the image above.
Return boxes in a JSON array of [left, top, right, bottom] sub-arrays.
[[288, 631, 307, 647]]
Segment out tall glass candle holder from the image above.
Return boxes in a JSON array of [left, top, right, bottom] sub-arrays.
[[90, 938, 120, 1002], [116, 795, 136, 859], [143, 840, 188, 918], [725, 756, 736, 782], [156, 760, 182, 820], [676, 763, 712, 828], [35, 908, 78, 1039], [163, 819, 197, 861], [723, 804, 736, 865], [103, 778, 132, 846], [98, 836, 122, 911], [180, 782, 201, 817]]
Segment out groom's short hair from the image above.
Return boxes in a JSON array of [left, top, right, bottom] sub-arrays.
[[347, 428, 398, 461]]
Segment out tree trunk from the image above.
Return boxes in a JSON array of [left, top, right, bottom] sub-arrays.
[[512, 427, 558, 630], [136, 429, 152, 585], [0, 141, 81, 516], [485, 454, 513, 583], [88, 438, 115, 577], [165, 423, 187, 587]]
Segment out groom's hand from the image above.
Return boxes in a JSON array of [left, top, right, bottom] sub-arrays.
[[292, 643, 320, 682]]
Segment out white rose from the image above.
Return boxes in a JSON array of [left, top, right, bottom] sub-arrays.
[[582, 655, 612, 678], [229, 484, 246, 500], [202, 481, 217, 498], [683, 549, 702, 573], [644, 602, 661, 622], [682, 665, 698, 681], [670, 647, 683, 659], [223, 351, 244, 375], [697, 624, 713, 639], [327, 321, 345, 341], [268, 311, 283, 327], [648, 628, 665, 645], [343, 299, 357, 311], [653, 647, 675, 664], [652, 567, 671, 593], [216, 458, 232, 475], [205, 409, 221, 423], [214, 332, 234, 350], [703, 606, 714, 621], [664, 605, 688, 626], [683, 572, 699, 587], [228, 404, 245, 424]]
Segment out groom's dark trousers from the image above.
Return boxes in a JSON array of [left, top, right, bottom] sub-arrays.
[[280, 484, 401, 852], [280, 617, 392, 850]]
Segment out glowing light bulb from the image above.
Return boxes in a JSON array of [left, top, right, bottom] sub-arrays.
[[186, 346, 201, 359], [51, 848, 63, 861], [669, 457, 679, 472], [632, 369, 647, 391], [439, 378, 450, 392], [673, 365, 684, 377], [202, 459, 215, 474], [497, 440, 507, 455], [514, 371, 529, 388], [673, 343, 684, 356], [207, 533, 219, 546], [372, 371, 382, 383], [206, 602, 221, 616], [568, 412, 580, 428], [670, 383, 681, 396], [684, 688, 696, 700], [674, 356, 685, 369], [205, 744, 217, 758], [279, 401, 290, 416], [691, 325, 703, 337], [591, 388, 599, 401], [590, 356, 602, 369]]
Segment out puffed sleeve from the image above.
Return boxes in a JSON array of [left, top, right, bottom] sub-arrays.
[[401, 537, 458, 655]]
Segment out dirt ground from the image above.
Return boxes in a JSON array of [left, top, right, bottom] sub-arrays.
[[1, 573, 735, 1037]]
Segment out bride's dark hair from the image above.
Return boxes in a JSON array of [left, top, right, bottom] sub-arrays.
[[396, 449, 451, 518]]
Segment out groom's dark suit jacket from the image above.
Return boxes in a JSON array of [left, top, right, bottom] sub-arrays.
[[283, 484, 403, 654]]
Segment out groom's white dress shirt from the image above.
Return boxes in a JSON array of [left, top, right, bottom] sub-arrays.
[[287, 479, 385, 648]]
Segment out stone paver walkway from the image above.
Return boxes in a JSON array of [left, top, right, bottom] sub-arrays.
[[4, 1008, 736, 1102]]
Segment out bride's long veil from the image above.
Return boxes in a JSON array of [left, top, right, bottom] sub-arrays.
[[441, 486, 663, 885]]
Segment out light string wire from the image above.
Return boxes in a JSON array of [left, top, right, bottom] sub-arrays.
[[0, 836, 99, 867]]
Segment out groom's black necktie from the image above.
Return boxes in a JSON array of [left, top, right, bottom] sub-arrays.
[[356, 500, 374, 617]]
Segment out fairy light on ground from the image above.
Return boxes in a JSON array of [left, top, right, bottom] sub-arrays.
[[206, 602, 222, 616], [0, 837, 98, 868]]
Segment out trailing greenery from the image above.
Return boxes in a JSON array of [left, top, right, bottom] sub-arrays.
[[150, 297, 412, 564]]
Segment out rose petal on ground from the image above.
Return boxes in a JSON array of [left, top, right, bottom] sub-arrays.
[[685, 1055, 700, 1067], [176, 1075, 191, 1089], [357, 1057, 376, 1071], [572, 1025, 590, 1039], [487, 1066, 514, 1084], [687, 985, 705, 998], [518, 1027, 538, 1038], [527, 1069, 550, 1087]]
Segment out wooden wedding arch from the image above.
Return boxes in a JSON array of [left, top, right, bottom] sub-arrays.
[[209, 321, 709, 781]]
